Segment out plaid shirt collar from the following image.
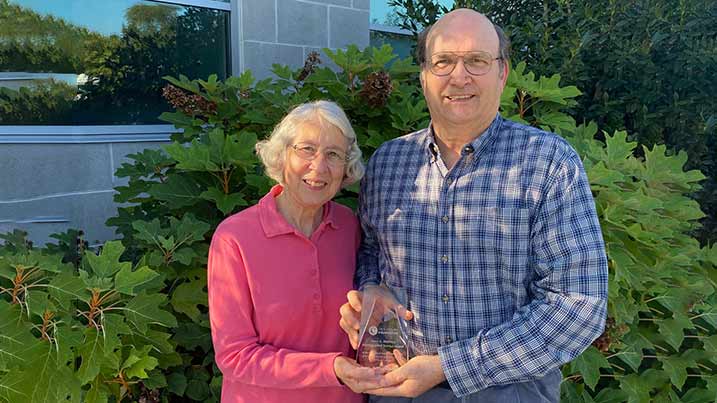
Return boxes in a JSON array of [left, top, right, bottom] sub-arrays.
[[424, 113, 505, 165]]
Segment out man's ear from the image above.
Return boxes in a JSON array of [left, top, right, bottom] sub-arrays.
[[499, 61, 510, 89], [419, 69, 426, 91]]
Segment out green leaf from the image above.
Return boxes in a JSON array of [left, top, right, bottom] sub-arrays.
[[84, 241, 129, 278], [592, 387, 629, 403], [200, 187, 248, 215], [114, 265, 160, 296], [0, 345, 80, 403], [170, 277, 207, 324], [47, 271, 89, 310], [657, 314, 694, 351], [24, 290, 55, 317], [571, 346, 611, 390], [77, 328, 120, 385], [617, 327, 652, 372], [643, 145, 705, 191], [619, 373, 654, 403], [681, 388, 717, 403], [121, 345, 159, 379], [84, 378, 109, 403], [173, 247, 198, 266], [148, 174, 204, 208], [658, 351, 700, 391], [79, 269, 114, 291], [186, 379, 211, 401], [54, 325, 84, 367], [0, 302, 43, 370], [170, 214, 211, 247], [165, 139, 218, 172], [604, 131, 637, 167], [172, 322, 212, 352], [131, 219, 164, 245], [703, 335, 717, 364], [123, 292, 177, 333], [167, 372, 188, 396]]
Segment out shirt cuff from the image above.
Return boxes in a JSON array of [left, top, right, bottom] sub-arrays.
[[437, 337, 486, 397], [321, 352, 344, 387]]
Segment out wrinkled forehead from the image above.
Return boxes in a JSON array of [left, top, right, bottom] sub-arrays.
[[294, 120, 349, 148], [427, 17, 499, 55]]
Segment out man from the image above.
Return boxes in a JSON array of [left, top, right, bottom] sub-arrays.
[[339, 8, 608, 402]]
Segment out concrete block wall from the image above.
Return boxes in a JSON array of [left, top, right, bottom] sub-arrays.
[[241, 0, 369, 78], [0, 141, 168, 246]]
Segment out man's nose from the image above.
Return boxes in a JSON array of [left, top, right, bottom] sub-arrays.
[[449, 58, 471, 84]]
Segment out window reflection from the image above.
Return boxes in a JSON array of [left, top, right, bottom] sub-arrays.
[[370, 30, 414, 61], [0, 0, 230, 125]]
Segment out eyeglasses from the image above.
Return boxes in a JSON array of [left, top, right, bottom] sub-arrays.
[[427, 51, 501, 76], [291, 143, 349, 168]]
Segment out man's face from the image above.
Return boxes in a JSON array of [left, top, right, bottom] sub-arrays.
[[420, 15, 508, 133]]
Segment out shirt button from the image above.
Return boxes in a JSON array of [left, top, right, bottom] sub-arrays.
[[441, 255, 448, 263], [441, 215, 449, 223], [442, 294, 449, 303], [446, 178, 453, 185], [445, 336, 452, 343]]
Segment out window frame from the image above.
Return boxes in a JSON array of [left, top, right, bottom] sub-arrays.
[[0, 0, 236, 143]]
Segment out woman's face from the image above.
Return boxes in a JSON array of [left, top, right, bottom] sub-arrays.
[[282, 120, 349, 212]]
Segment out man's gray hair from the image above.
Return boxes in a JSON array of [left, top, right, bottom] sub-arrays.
[[416, 21, 511, 70], [255, 100, 365, 187]]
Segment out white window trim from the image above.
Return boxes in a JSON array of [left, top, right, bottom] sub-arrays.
[[0, 125, 177, 144], [153, 0, 230, 11]]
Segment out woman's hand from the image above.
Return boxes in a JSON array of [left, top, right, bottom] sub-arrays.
[[333, 356, 396, 393]]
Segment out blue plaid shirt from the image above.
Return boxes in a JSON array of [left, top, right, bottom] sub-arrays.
[[355, 114, 608, 397]]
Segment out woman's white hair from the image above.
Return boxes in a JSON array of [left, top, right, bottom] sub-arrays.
[[255, 100, 364, 187]]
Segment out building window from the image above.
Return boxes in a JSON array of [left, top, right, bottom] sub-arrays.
[[0, 0, 231, 125]]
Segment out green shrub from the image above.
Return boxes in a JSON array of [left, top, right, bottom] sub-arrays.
[[1, 45, 715, 402], [0, 232, 177, 402]]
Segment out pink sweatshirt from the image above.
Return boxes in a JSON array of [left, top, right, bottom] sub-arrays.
[[208, 185, 364, 403]]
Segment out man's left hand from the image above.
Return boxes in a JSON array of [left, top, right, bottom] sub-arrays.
[[365, 354, 446, 398]]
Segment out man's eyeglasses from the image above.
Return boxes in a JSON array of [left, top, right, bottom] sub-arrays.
[[291, 143, 349, 168], [427, 51, 501, 76]]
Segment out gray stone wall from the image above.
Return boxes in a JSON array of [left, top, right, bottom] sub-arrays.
[[0, 140, 168, 246], [240, 0, 369, 78]]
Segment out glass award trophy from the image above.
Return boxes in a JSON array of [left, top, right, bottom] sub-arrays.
[[356, 284, 411, 367]]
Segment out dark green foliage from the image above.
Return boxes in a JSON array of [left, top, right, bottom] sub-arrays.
[[388, 0, 717, 245]]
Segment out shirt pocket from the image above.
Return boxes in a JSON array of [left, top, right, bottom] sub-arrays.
[[457, 206, 531, 277]]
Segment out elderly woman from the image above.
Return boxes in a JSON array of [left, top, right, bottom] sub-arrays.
[[208, 100, 387, 403]]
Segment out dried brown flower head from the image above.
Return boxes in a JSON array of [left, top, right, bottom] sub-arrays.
[[296, 51, 322, 82], [162, 84, 217, 117], [360, 71, 393, 108]]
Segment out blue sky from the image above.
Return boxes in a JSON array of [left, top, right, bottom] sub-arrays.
[[371, 0, 454, 25], [11, 0, 147, 35]]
